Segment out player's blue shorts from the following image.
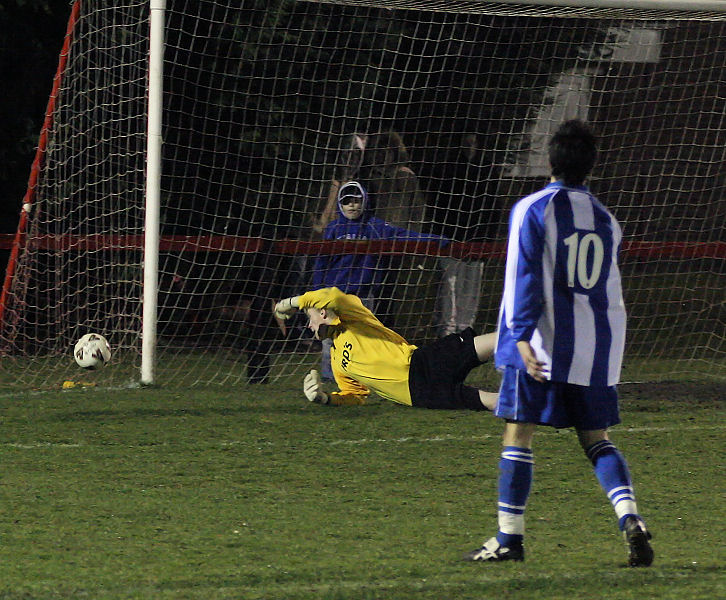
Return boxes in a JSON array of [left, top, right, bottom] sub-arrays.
[[495, 366, 621, 430]]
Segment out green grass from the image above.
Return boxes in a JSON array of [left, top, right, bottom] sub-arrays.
[[0, 379, 723, 599]]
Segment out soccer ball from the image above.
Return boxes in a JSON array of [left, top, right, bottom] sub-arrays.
[[74, 333, 111, 369]]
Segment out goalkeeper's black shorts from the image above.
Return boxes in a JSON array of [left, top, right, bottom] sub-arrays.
[[408, 327, 487, 411]]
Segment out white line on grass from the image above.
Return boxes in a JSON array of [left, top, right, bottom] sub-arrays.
[[326, 424, 724, 446], [2, 424, 722, 451], [4, 442, 82, 448]]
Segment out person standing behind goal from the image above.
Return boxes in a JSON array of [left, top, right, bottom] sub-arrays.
[[465, 119, 654, 567], [311, 180, 448, 380]]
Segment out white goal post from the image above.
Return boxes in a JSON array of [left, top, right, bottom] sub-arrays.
[[1, 0, 724, 389], [141, 0, 166, 386]]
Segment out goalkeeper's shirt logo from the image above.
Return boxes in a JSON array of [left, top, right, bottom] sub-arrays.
[[340, 341, 353, 370]]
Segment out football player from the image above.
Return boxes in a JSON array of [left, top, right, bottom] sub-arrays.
[[464, 119, 653, 567], [274, 287, 498, 411]]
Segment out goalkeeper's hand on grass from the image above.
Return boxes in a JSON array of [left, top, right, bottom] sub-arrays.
[[303, 369, 330, 404], [274, 296, 299, 320]]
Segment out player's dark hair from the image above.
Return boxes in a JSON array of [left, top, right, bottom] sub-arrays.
[[548, 119, 597, 186]]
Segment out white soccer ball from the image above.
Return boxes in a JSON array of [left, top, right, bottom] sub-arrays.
[[74, 333, 111, 369]]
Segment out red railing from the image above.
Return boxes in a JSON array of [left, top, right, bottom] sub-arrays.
[[0, 233, 722, 260]]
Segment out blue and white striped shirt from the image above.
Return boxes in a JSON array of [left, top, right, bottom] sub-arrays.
[[495, 181, 626, 387]]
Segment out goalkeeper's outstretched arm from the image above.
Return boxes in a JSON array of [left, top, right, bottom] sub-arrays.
[[274, 296, 300, 320], [303, 369, 330, 404], [303, 370, 367, 406]]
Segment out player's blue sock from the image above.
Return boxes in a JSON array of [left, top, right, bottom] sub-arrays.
[[586, 440, 639, 530], [496, 446, 533, 549]]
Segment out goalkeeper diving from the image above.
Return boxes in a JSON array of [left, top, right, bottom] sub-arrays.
[[274, 287, 498, 410]]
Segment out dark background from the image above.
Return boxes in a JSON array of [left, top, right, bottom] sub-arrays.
[[0, 1, 722, 376], [0, 0, 72, 287], [0, 1, 72, 232]]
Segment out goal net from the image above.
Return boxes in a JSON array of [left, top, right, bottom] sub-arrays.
[[1, 0, 724, 389]]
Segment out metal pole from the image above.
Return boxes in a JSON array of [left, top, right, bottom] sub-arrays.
[[141, 0, 165, 385]]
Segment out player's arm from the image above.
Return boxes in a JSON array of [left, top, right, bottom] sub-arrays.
[[509, 203, 548, 380], [303, 369, 330, 404], [328, 391, 368, 406], [273, 295, 300, 320], [274, 287, 340, 320], [516, 340, 547, 382], [303, 369, 368, 406], [276, 288, 373, 324], [509, 204, 546, 344], [298, 287, 369, 318], [313, 178, 341, 235]]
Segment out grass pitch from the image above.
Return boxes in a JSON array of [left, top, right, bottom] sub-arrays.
[[0, 377, 723, 599]]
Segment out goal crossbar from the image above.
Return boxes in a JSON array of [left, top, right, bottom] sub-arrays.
[[304, 0, 726, 18]]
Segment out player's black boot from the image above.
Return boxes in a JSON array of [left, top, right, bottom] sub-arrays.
[[623, 516, 654, 567], [464, 537, 524, 562]]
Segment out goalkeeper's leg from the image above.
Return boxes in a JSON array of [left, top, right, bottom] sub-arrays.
[[478, 390, 498, 410], [472, 331, 497, 409], [474, 332, 496, 362]]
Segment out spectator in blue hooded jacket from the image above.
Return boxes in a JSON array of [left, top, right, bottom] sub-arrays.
[[312, 180, 447, 379]]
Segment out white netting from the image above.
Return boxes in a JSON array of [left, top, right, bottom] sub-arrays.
[[1, 0, 724, 388]]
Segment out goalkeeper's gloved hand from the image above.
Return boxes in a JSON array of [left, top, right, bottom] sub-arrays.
[[303, 369, 330, 404], [274, 296, 299, 320]]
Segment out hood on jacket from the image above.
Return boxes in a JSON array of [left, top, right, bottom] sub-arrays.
[[336, 181, 369, 219]]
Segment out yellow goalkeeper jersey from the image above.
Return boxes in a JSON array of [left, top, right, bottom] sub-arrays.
[[297, 287, 417, 406]]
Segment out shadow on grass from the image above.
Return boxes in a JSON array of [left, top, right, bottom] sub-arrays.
[[37, 402, 387, 424]]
